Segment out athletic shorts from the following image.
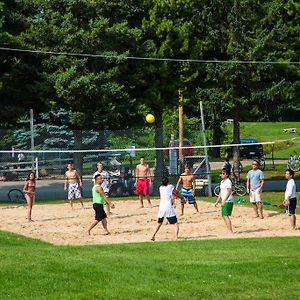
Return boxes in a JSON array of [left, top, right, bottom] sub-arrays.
[[135, 179, 149, 196], [68, 183, 82, 200], [93, 203, 107, 221], [286, 197, 297, 215], [249, 189, 262, 203], [158, 216, 177, 224], [180, 188, 196, 204], [222, 202, 233, 217]]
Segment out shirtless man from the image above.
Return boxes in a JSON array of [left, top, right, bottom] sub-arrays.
[[64, 163, 84, 209], [175, 163, 199, 215], [135, 156, 152, 208]]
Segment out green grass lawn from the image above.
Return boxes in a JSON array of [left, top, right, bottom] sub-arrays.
[[0, 231, 299, 300], [225, 122, 300, 159]]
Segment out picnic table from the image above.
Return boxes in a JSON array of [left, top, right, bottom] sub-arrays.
[[283, 128, 297, 133]]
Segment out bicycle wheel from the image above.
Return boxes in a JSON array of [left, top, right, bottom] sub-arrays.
[[234, 184, 247, 197], [288, 159, 300, 172], [8, 189, 26, 203], [259, 157, 266, 171], [213, 185, 221, 196]]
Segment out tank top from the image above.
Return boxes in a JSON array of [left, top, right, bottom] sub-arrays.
[[92, 184, 106, 204]]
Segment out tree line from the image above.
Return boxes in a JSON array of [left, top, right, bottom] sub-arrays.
[[1, 0, 299, 189]]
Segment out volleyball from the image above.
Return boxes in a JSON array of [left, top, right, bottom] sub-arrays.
[[146, 114, 155, 124]]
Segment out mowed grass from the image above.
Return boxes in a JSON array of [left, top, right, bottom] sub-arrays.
[[228, 122, 300, 159], [0, 231, 299, 300]]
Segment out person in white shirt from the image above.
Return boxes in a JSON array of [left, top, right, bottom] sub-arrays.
[[92, 162, 111, 215], [151, 177, 186, 241], [283, 169, 297, 230], [215, 168, 234, 233]]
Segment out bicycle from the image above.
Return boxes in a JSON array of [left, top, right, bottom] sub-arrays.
[[7, 189, 27, 204], [232, 156, 266, 173], [213, 181, 247, 197], [287, 151, 300, 172]]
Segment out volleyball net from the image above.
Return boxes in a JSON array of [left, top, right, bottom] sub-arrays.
[[0, 124, 299, 201], [0, 139, 300, 201]]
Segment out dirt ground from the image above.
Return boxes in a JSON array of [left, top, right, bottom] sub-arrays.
[[0, 199, 299, 245]]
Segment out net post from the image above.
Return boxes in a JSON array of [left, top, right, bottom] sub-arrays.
[[200, 101, 212, 197]]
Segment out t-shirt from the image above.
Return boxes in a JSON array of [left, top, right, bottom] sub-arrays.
[[158, 184, 176, 218], [92, 170, 110, 194], [247, 169, 264, 190], [285, 179, 296, 200], [220, 178, 233, 203], [92, 184, 106, 204]]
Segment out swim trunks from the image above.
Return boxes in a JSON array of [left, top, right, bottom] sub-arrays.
[[135, 178, 149, 196]]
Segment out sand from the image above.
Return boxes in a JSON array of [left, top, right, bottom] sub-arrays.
[[0, 200, 299, 245]]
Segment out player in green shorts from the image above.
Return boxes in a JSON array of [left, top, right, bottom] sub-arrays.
[[214, 168, 234, 233]]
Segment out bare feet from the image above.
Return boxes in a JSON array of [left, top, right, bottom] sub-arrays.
[[104, 231, 111, 235], [151, 237, 155, 241]]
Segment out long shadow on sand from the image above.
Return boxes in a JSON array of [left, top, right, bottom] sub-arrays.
[[112, 213, 148, 219], [38, 216, 80, 222], [237, 228, 268, 234]]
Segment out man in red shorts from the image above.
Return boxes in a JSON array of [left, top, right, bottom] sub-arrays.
[[135, 156, 152, 208]]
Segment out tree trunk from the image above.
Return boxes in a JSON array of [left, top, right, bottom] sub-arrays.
[[153, 109, 164, 196], [98, 130, 106, 150], [232, 109, 240, 182], [73, 130, 83, 176], [211, 120, 222, 158]]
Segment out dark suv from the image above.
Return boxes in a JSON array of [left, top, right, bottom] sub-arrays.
[[225, 138, 264, 159]]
